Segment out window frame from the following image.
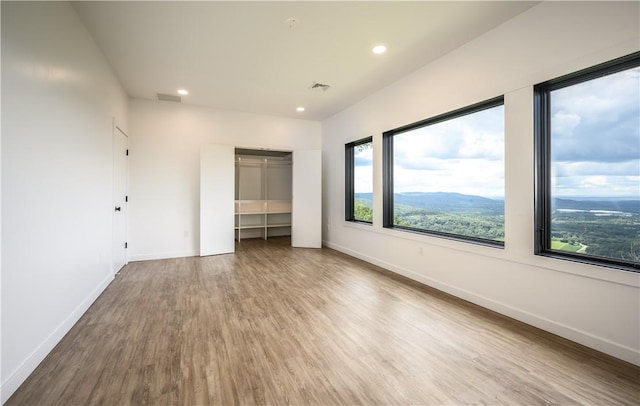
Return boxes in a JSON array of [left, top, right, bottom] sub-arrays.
[[534, 52, 640, 272], [345, 136, 373, 224], [382, 96, 505, 247]]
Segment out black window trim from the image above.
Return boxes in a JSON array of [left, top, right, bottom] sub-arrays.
[[382, 96, 505, 248], [534, 51, 640, 273], [345, 136, 373, 224]]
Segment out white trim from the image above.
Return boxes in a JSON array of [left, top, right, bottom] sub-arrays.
[[1, 273, 114, 403], [128, 250, 200, 262], [115, 125, 128, 137], [323, 240, 640, 366], [339, 221, 640, 288]]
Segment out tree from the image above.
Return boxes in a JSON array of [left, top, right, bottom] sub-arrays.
[[354, 203, 373, 222]]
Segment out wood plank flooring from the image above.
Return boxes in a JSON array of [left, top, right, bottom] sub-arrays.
[[7, 237, 640, 405]]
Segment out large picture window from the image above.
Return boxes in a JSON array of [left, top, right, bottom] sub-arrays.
[[383, 98, 505, 245], [535, 52, 640, 271], [345, 137, 373, 223]]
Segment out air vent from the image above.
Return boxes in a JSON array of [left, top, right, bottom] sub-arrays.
[[310, 81, 331, 91], [157, 93, 181, 103]]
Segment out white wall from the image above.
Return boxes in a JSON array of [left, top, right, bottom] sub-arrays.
[[322, 1, 640, 365], [1, 2, 128, 402], [128, 100, 320, 261]]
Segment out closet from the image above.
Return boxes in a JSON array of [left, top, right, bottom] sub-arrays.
[[235, 149, 292, 241], [200, 144, 321, 256]]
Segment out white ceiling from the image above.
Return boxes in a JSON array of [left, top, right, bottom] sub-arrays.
[[72, 1, 538, 121]]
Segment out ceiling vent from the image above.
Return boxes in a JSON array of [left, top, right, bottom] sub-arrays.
[[310, 81, 331, 91], [157, 93, 181, 103]]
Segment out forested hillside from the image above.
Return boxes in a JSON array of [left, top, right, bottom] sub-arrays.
[[353, 192, 639, 260]]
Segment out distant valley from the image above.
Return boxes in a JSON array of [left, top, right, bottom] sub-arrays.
[[354, 192, 639, 262], [553, 197, 640, 215], [355, 192, 503, 214], [356, 192, 640, 215]]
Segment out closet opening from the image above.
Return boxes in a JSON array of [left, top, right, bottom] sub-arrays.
[[234, 148, 292, 242]]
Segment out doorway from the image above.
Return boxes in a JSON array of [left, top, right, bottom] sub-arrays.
[[113, 125, 128, 273]]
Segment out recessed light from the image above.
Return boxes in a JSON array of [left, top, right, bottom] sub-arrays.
[[372, 45, 387, 54], [177, 89, 189, 95], [285, 18, 298, 29], [296, 107, 305, 112]]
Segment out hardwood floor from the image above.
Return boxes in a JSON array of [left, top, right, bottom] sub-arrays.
[[7, 237, 640, 405]]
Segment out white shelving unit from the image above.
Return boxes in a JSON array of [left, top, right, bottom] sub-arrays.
[[235, 153, 292, 241]]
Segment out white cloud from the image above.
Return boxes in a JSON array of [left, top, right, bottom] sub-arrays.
[[553, 160, 640, 177], [354, 165, 373, 193], [551, 66, 639, 166], [552, 175, 639, 197], [392, 104, 504, 197], [551, 111, 581, 136], [394, 158, 504, 197]]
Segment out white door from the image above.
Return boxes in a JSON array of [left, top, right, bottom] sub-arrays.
[[112, 126, 128, 273], [292, 149, 322, 248], [200, 144, 235, 256]]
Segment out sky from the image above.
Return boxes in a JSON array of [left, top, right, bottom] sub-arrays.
[[550, 66, 639, 197], [354, 143, 373, 193], [391, 105, 505, 197], [354, 65, 639, 200]]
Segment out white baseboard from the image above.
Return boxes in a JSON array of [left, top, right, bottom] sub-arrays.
[[1, 273, 114, 403], [324, 240, 640, 366], [128, 249, 199, 262]]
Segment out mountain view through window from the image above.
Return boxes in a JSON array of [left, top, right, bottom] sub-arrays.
[[388, 102, 505, 243], [548, 65, 640, 263], [353, 141, 373, 222]]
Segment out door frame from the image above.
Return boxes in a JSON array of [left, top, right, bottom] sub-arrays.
[[113, 121, 129, 274]]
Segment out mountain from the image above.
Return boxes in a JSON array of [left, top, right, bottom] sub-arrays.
[[354, 192, 640, 215], [553, 198, 640, 214], [355, 192, 504, 213]]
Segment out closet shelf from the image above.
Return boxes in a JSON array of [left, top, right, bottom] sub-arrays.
[[235, 223, 291, 230], [235, 225, 266, 230], [235, 152, 292, 242], [235, 199, 291, 203], [235, 210, 291, 216]]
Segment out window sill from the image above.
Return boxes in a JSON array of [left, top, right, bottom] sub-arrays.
[[337, 221, 640, 288]]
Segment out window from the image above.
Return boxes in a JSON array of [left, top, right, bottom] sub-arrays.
[[345, 137, 373, 223], [535, 52, 640, 271], [383, 98, 505, 246]]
